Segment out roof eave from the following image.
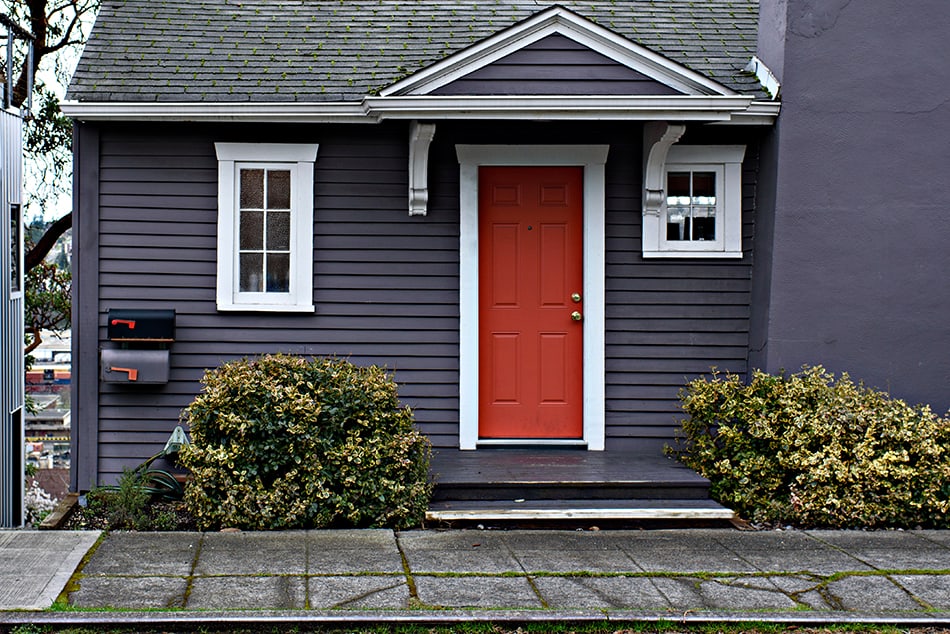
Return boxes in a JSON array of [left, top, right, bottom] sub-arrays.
[[365, 95, 758, 121], [58, 101, 372, 124], [61, 95, 777, 124]]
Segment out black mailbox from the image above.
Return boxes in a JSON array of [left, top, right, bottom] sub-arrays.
[[107, 309, 175, 342]]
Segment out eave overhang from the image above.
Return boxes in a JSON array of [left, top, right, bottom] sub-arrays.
[[61, 96, 779, 124]]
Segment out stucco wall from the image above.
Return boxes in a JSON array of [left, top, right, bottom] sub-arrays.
[[755, 0, 950, 411]]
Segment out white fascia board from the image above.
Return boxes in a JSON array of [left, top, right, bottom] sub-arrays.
[[710, 101, 782, 125], [380, 6, 735, 98], [60, 95, 776, 125], [59, 101, 369, 123], [366, 95, 754, 120]]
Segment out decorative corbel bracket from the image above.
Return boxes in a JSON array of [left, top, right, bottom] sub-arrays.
[[642, 121, 686, 218], [408, 121, 437, 216]]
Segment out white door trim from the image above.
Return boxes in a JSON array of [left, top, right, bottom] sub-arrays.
[[455, 145, 609, 451]]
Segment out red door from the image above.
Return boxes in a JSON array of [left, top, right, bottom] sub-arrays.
[[478, 166, 584, 439]]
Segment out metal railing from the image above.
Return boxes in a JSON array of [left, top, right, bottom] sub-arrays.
[[1, 13, 34, 115]]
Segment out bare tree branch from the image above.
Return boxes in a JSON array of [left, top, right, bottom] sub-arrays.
[[44, 10, 82, 53], [10, 0, 98, 106], [24, 326, 42, 355], [25, 211, 72, 270]]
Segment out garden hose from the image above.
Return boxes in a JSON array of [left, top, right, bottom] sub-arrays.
[[100, 446, 186, 502]]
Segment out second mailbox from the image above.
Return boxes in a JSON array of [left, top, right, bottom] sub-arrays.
[[107, 309, 176, 342]]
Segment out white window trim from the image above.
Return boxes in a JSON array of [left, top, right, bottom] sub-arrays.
[[214, 142, 318, 312], [455, 144, 609, 452], [642, 144, 745, 258]]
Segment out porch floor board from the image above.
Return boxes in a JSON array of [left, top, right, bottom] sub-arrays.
[[427, 448, 733, 522], [430, 448, 707, 487]]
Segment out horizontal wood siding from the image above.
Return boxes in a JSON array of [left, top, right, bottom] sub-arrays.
[[89, 120, 760, 483], [95, 123, 461, 482], [604, 127, 760, 450], [432, 34, 681, 96]]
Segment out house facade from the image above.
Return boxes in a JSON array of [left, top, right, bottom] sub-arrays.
[[62, 0, 949, 491]]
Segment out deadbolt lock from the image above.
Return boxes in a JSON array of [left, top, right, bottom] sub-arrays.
[[571, 293, 582, 303]]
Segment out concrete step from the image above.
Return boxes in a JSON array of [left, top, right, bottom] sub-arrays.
[[426, 498, 735, 522]]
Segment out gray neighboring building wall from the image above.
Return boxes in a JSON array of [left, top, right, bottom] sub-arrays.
[[751, 0, 950, 412]]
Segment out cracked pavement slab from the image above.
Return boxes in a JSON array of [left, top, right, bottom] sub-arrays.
[[23, 528, 950, 618], [188, 575, 308, 609]]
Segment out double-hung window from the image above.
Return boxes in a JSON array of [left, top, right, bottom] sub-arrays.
[[643, 145, 745, 258], [214, 143, 318, 312]]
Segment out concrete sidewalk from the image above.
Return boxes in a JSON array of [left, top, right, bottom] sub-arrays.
[[4, 528, 950, 626], [0, 530, 101, 610]]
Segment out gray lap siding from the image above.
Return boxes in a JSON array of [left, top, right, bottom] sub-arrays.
[[81, 120, 759, 484]]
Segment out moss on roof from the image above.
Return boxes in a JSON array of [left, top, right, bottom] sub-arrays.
[[67, 0, 764, 102]]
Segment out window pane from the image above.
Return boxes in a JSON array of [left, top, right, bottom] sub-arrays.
[[667, 172, 690, 197], [692, 172, 716, 197], [692, 214, 716, 241], [239, 253, 264, 292], [240, 210, 264, 250], [267, 170, 291, 209], [266, 253, 290, 292], [666, 208, 688, 241], [240, 169, 264, 209], [267, 211, 291, 250], [692, 172, 717, 207]]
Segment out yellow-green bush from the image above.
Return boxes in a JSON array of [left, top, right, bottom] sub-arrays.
[[179, 354, 431, 530], [669, 365, 950, 528]]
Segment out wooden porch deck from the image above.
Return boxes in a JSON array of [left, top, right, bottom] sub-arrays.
[[427, 448, 734, 522]]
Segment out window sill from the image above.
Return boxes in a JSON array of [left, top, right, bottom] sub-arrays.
[[642, 250, 743, 259], [216, 302, 315, 313]]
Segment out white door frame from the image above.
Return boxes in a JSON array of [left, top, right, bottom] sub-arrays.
[[456, 145, 609, 450]]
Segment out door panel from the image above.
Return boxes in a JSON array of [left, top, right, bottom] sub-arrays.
[[478, 166, 584, 439]]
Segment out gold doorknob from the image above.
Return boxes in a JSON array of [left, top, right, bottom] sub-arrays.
[[571, 311, 583, 322], [571, 293, 582, 303]]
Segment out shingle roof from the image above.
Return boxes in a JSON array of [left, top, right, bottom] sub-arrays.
[[67, 0, 762, 103]]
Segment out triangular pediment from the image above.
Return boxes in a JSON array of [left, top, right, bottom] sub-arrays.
[[380, 5, 735, 98]]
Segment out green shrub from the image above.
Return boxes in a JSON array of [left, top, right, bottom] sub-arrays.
[[669, 365, 950, 528], [179, 354, 432, 530], [81, 468, 150, 530]]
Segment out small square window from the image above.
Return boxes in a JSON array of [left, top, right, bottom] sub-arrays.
[[642, 145, 745, 258], [665, 170, 718, 242]]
